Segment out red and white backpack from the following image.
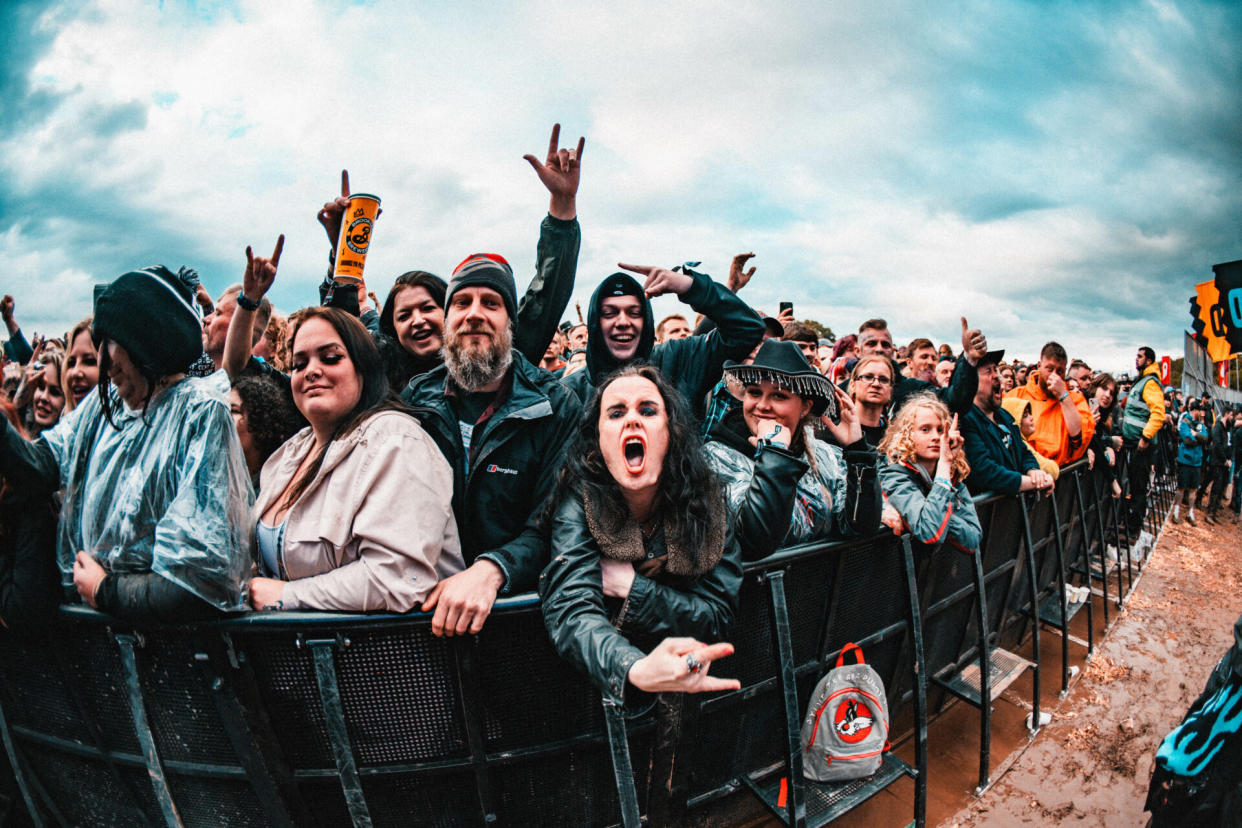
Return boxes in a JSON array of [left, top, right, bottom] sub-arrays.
[[800, 643, 891, 782]]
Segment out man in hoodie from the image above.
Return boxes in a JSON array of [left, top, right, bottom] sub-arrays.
[[561, 262, 765, 419]]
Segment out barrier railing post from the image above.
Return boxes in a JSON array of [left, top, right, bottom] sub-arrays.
[[115, 632, 184, 828], [453, 638, 500, 825], [768, 570, 807, 828], [0, 692, 44, 828], [304, 635, 373, 828], [1018, 493, 1042, 736], [602, 700, 642, 828], [900, 536, 928, 828]]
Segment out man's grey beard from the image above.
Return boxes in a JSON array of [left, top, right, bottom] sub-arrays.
[[443, 321, 514, 391]]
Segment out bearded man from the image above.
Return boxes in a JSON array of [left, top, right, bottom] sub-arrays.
[[960, 349, 1054, 495], [401, 253, 582, 637]]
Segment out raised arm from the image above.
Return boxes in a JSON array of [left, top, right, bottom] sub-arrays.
[[224, 236, 283, 381], [515, 124, 584, 364]]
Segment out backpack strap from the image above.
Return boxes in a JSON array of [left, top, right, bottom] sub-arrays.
[[836, 642, 865, 668]]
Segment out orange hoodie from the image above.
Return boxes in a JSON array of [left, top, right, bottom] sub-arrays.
[[1004, 374, 1094, 466]]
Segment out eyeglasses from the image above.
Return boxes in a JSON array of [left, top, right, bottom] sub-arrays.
[[855, 373, 892, 386]]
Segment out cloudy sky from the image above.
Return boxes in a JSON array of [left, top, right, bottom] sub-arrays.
[[3, 0, 1240, 373]]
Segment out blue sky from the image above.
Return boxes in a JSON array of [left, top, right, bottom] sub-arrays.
[[2, 0, 1240, 373]]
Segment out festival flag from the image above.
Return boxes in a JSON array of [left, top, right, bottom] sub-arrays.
[[1218, 360, 1228, 387], [1159, 356, 1172, 385]]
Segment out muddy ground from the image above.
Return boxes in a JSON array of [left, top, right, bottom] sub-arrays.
[[941, 511, 1242, 827]]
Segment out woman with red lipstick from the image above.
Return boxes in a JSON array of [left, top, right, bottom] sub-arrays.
[[703, 340, 883, 561], [539, 365, 742, 703]]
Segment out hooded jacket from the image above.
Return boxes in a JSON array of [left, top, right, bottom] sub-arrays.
[[401, 351, 582, 594], [960, 402, 1038, 496], [1000, 397, 1061, 481], [1005, 374, 1094, 465], [561, 268, 764, 418]]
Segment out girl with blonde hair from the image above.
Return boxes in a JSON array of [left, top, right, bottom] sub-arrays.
[[878, 392, 982, 553]]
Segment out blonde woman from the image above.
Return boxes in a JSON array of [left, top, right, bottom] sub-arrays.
[[878, 392, 982, 553]]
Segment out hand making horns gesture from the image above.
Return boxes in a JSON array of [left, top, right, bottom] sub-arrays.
[[243, 235, 285, 303], [523, 123, 584, 221]]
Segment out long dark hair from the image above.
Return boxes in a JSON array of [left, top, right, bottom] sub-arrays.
[[378, 271, 447, 340], [542, 364, 723, 554], [96, 338, 164, 428], [280, 306, 406, 511]]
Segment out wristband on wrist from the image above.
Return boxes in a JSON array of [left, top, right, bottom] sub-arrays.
[[236, 292, 261, 312], [1058, 391, 1069, 401]]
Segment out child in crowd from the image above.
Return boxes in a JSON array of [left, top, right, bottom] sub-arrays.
[[878, 393, 982, 554]]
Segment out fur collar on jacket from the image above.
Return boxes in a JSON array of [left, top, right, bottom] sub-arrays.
[[582, 491, 725, 578]]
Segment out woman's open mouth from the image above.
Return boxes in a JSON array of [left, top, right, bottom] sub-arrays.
[[622, 435, 646, 474]]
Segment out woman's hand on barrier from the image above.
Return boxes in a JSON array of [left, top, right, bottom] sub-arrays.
[[1087, 448, 1096, 470], [421, 559, 505, 637], [249, 577, 287, 611], [1104, 447, 1116, 467], [880, 501, 904, 535], [1111, 479, 1122, 498], [627, 638, 741, 694], [600, 558, 636, 599], [73, 551, 107, 608]]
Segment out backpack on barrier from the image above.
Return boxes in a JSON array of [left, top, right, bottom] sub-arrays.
[[800, 642, 890, 782]]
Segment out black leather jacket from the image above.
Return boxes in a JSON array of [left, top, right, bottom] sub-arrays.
[[538, 495, 742, 704]]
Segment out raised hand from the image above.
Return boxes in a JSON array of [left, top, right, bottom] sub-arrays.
[[523, 123, 584, 221], [617, 263, 693, 298], [776, 305, 795, 328], [728, 252, 757, 292], [822, 385, 862, 446], [317, 170, 351, 249], [243, 235, 284, 303], [1045, 369, 1067, 399], [960, 317, 987, 364], [626, 638, 741, 694], [947, 412, 963, 453]]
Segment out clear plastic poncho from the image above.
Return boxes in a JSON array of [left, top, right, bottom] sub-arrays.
[[41, 376, 254, 610]]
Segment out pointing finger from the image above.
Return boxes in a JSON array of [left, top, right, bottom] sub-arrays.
[[617, 262, 653, 276], [574, 135, 585, 162], [271, 234, 285, 266], [692, 642, 736, 663], [245, 245, 253, 267], [522, 153, 543, 173], [340, 169, 350, 199], [696, 676, 742, 692]]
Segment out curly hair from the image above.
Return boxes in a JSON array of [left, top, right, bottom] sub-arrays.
[[879, 392, 970, 483], [232, 372, 306, 467], [541, 363, 723, 553]]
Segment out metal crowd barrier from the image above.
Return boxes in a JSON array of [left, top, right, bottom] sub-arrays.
[[0, 452, 1176, 828]]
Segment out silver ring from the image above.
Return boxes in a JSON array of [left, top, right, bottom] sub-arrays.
[[685, 654, 702, 674]]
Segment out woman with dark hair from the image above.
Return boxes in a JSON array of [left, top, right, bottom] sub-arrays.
[[704, 340, 882, 561], [368, 270, 448, 391], [539, 364, 742, 702], [0, 399, 59, 634], [248, 306, 464, 613], [1087, 372, 1124, 497], [0, 265, 253, 621]]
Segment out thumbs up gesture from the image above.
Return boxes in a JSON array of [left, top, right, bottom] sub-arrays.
[[960, 317, 987, 364]]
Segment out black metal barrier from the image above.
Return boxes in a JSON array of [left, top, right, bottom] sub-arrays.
[[0, 451, 1176, 828]]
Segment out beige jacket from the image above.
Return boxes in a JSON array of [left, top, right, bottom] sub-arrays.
[[254, 410, 464, 612]]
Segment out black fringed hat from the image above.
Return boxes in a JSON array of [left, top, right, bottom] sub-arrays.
[[723, 339, 840, 423]]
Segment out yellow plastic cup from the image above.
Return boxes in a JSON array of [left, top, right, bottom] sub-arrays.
[[332, 193, 381, 283]]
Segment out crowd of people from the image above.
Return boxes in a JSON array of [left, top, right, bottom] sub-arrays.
[[0, 125, 1211, 704]]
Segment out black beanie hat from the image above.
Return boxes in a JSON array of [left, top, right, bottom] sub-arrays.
[[93, 265, 204, 378], [446, 254, 518, 323]]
